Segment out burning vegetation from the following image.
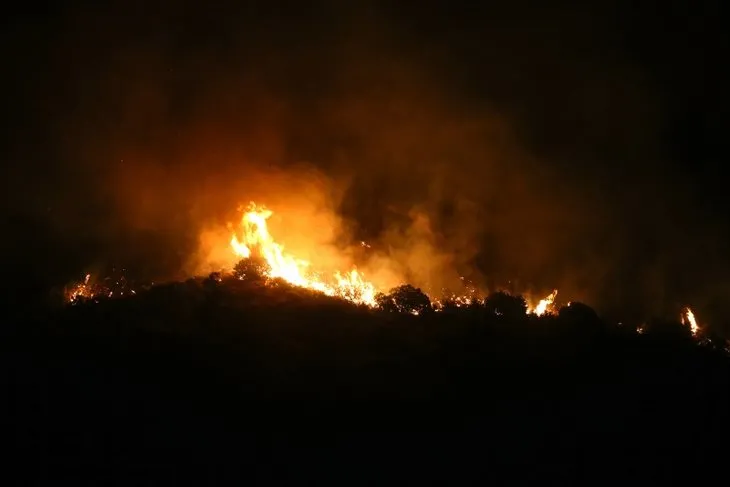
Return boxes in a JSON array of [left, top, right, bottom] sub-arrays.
[[225, 202, 567, 315], [62, 202, 710, 344], [65, 270, 139, 305], [229, 203, 378, 307], [681, 307, 701, 336]]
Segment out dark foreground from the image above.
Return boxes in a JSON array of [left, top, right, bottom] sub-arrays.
[[3, 280, 729, 485]]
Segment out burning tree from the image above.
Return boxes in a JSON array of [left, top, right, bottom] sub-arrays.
[[557, 302, 604, 338], [228, 203, 379, 307]]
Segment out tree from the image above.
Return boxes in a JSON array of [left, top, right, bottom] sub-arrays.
[[483, 291, 527, 320], [233, 257, 269, 281], [557, 302, 604, 340], [376, 284, 432, 315], [643, 318, 694, 343], [557, 302, 600, 324]]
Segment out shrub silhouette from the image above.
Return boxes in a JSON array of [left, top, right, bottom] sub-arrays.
[[483, 291, 527, 320], [643, 318, 694, 343], [558, 302, 600, 324], [233, 257, 269, 281], [556, 301, 604, 340], [375, 284, 432, 314]]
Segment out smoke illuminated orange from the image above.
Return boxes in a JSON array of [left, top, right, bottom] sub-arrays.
[[229, 202, 379, 307]]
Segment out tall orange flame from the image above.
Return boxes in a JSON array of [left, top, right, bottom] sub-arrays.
[[681, 307, 700, 336], [229, 202, 379, 307]]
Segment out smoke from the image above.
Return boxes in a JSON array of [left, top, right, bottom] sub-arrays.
[[4, 1, 728, 327]]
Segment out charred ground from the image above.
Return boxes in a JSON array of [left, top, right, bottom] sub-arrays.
[[3, 276, 730, 484]]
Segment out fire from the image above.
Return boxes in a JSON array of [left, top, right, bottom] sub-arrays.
[[530, 289, 558, 316], [64, 271, 138, 304], [64, 203, 568, 315], [681, 307, 700, 336], [432, 294, 475, 311], [229, 202, 379, 307], [66, 273, 93, 303]]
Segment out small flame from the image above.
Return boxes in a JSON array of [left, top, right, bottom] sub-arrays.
[[65, 271, 138, 304], [66, 273, 93, 303], [432, 295, 474, 311], [681, 307, 700, 336]]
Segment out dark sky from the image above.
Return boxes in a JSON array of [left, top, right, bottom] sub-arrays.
[[2, 0, 728, 328]]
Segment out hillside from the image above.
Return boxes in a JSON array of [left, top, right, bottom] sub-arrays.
[[4, 277, 730, 484]]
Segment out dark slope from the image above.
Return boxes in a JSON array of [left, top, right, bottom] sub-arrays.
[[3, 278, 729, 484]]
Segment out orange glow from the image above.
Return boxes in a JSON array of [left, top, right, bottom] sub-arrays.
[[681, 307, 700, 336], [66, 273, 93, 304], [229, 202, 379, 307], [65, 272, 138, 304], [529, 289, 558, 316], [432, 294, 475, 311], [66, 203, 566, 315]]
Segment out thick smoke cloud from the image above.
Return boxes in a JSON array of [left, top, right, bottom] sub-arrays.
[[4, 1, 728, 330]]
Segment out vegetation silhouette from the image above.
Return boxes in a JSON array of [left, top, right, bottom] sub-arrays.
[[4, 275, 730, 483], [375, 284, 432, 315], [232, 256, 269, 282], [483, 290, 528, 321]]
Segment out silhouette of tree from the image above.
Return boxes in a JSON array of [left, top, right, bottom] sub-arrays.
[[233, 257, 269, 281], [376, 284, 432, 315], [557, 302, 600, 324], [557, 302, 603, 339], [643, 318, 694, 343], [436, 299, 462, 313], [483, 291, 527, 320]]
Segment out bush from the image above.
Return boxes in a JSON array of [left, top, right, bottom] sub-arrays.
[[483, 291, 527, 320], [376, 284, 432, 315], [233, 258, 269, 281]]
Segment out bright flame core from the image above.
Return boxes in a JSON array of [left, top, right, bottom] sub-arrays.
[[681, 307, 700, 336], [530, 289, 558, 316], [229, 202, 379, 307]]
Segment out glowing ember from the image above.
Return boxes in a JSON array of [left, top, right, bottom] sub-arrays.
[[64, 270, 139, 305], [229, 202, 379, 307], [432, 294, 475, 311], [530, 289, 558, 316], [681, 307, 700, 336], [66, 273, 93, 304]]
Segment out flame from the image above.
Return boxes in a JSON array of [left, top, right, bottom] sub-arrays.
[[229, 202, 379, 307], [681, 307, 700, 336], [64, 203, 564, 314], [65, 271, 138, 304], [530, 289, 558, 316], [432, 294, 475, 311], [66, 273, 93, 303]]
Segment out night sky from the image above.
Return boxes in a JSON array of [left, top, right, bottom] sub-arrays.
[[2, 1, 728, 329]]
